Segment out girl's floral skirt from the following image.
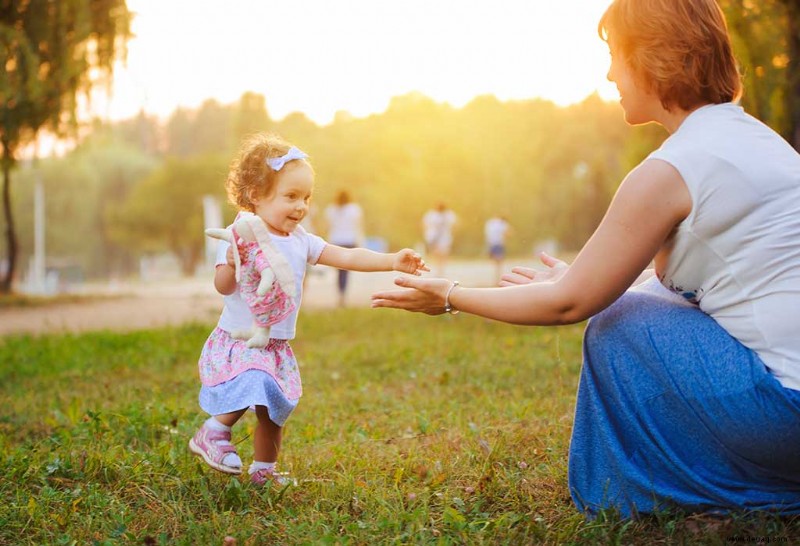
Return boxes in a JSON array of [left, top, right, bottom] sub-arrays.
[[197, 327, 301, 425]]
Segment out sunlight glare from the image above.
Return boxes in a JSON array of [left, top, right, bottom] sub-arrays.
[[96, 0, 617, 125]]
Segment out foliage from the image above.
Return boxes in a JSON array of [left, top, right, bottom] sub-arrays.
[[5, 3, 798, 285], [106, 154, 230, 275], [282, 92, 634, 256], [10, 92, 643, 282], [0, 0, 132, 292], [1, 311, 799, 544], [11, 134, 157, 279], [722, 0, 791, 138]]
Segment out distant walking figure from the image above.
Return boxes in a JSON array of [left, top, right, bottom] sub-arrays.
[[325, 191, 364, 307], [422, 203, 457, 276], [484, 215, 512, 284]]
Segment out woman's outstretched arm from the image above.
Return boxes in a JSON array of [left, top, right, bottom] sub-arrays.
[[372, 159, 691, 325]]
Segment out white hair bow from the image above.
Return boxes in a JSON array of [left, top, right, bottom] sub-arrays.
[[266, 147, 309, 171]]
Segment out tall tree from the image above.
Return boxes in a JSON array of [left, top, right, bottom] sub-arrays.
[[0, 0, 131, 293], [722, 0, 800, 149], [783, 0, 800, 149]]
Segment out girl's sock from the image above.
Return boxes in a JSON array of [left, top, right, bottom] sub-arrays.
[[249, 461, 276, 475], [205, 417, 242, 469], [205, 417, 231, 432]]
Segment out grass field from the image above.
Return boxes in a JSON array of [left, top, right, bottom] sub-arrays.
[[1, 309, 798, 545]]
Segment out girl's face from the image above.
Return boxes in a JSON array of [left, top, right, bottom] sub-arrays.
[[606, 41, 662, 125], [253, 162, 314, 236]]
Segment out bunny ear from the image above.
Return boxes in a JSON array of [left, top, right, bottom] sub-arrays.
[[230, 227, 243, 283], [205, 228, 233, 242]]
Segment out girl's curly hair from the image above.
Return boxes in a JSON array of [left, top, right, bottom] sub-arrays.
[[225, 133, 313, 212]]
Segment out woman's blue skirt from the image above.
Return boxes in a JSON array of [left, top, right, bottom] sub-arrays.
[[569, 279, 800, 518]]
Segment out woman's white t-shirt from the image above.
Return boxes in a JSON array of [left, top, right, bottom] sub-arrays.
[[648, 103, 800, 390], [214, 224, 327, 339]]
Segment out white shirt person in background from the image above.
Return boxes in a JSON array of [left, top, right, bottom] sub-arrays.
[[484, 215, 512, 284], [422, 202, 457, 276], [325, 190, 364, 307]]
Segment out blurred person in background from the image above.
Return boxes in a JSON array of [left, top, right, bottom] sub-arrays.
[[325, 190, 364, 307], [422, 202, 457, 276], [484, 215, 512, 284]]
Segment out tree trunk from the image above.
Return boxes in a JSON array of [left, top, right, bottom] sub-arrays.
[[1, 141, 17, 294]]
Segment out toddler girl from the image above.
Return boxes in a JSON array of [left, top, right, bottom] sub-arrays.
[[189, 133, 427, 485]]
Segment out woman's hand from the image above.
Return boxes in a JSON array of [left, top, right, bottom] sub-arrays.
[[499, 252, 568, 286], [392, 249, 430, 276], [372, 276, 452, 315]]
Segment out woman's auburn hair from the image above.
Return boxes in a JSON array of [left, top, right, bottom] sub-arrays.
[[598, 0, 742, 111], [225, 133, 312, 212]]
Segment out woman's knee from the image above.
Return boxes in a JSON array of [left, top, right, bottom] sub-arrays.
[[586, 291, 653, 346]]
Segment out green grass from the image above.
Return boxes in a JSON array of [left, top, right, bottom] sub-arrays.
[[1, 310, 798, 545]]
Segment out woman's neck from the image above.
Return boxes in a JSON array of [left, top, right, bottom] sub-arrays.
[[659, 103, 711, 134]]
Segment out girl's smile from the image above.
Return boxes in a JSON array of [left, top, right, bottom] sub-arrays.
[[253, 162, 314, 236]]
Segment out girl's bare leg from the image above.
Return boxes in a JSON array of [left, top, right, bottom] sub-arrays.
[[213, 408, 247, 427], [254, 405, 282, 462]]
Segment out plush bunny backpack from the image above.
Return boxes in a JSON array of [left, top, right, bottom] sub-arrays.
[[205, 213, 297, 348]]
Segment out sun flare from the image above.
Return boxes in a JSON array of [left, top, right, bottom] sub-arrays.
[[95, 0, 618, 125]]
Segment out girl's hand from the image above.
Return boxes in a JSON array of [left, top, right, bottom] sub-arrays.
[[372, 276, 452, 315], [499, 252, 568, 286], [226, 245, 238, 268], [225, 239, 247, 269], [392, 248, 429, 275]]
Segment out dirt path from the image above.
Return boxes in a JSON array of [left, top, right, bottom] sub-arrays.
[[1, 260, 523, 336]]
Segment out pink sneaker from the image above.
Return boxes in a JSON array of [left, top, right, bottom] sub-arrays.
[[188, 424, 242, 475], [250, 467, 294, 487]]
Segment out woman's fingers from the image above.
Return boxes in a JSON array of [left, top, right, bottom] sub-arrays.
[[371, 288, 436, 313], [372, 276, 450, 314], [511, 266, 538, 278], [499, 267, 538, 286], [393, 275, 441, 293], [539, 251, 568, 270]]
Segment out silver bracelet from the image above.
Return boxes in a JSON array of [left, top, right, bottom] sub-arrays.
[[444, 280, 460, 315]]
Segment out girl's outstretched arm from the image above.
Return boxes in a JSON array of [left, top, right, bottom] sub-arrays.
[[318, 245, 428, 275]]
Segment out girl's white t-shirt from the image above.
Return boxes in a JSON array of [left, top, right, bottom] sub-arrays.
[[214, 223, 327, 339], [325, 203, 363, 245], [648, 103, 800, 390]]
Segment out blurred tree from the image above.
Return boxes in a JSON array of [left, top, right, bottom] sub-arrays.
[[232, 92, 271, 142], [165, 107, 195, 157], [193, 99, 232, 156], [107, 154, 230, 275], [0, 0, 131, 293], [112, 111, 161, 155], [722, 0, 799, 148], [782, 0, 800, 149], [12, 136, 157, 280]]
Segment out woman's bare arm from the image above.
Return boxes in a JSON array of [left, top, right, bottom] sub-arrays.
[[372, 159, 690, 324]]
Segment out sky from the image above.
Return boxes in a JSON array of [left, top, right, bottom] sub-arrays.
[[95, 0, 618, 126]]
